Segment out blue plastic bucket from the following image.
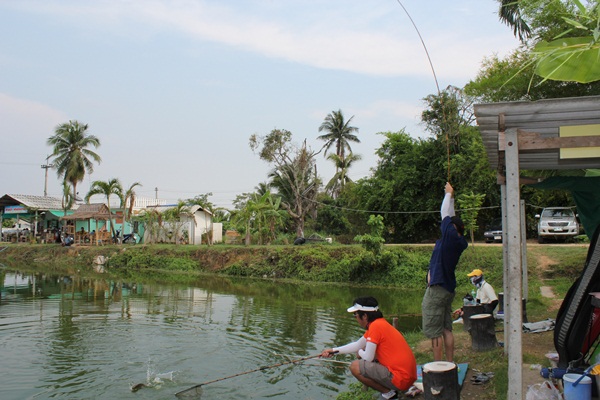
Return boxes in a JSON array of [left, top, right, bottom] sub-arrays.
[[563, 373, 591, 400]]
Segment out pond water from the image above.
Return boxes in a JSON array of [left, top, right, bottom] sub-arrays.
[[0, 267, 423, 400]]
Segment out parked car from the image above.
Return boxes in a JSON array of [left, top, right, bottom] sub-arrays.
[[483, 218, 503, 243], [535, 207, 579, 243]]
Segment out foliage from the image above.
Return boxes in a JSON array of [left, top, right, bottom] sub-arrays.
[[85, 178, 123, 239], [109, 249, 196, 271], [161, 201, 194, 245], [464, 48, 600, 102], [354, 215, 385, 256], [317, 109, 360, 160], [348, 120, 496, 243], [250, 129, 320, 237], [47, 120, 101, 199], [456, 191, 486, 245], [119, 181, 142, 237], [313, 193, 352, 236]]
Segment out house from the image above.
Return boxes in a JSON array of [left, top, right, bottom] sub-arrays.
[[59, 203, 115, 245], [0, 194, 70, 241]]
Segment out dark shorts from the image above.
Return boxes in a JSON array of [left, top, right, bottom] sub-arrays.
[[358, 360, 399, 391], [422, 285, 455, 338]]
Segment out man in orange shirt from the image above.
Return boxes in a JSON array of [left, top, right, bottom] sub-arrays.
[[321, 297, 417, 400]]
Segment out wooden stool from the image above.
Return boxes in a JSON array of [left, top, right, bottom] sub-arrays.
[[422, 361, 459, 400], [469, 313, 497, 351], [462, 304, 485, 332]]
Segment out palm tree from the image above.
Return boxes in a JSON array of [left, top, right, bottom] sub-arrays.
[[85, 178, 123, 242], [47, 120, 101, 200], [120, 182, 142, 239], [61, 180, 74, 217], [498, 0, 531, 42], [317, 110, 360, 161], [162, 201, 194, 244], [325, 152, 362, 198]]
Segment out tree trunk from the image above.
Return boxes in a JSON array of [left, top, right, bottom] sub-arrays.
[[469, 314, 497, 351], [422, 361, 459, 400]]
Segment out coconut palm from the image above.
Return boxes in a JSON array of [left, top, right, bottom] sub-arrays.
[[325, 152, 362, 198], [120, 182, 142, 239], [47, 120, 101, 200], [317, 110, 360, 161], [61, 180, 75, 217], [85, 178, 123, 242], [498, 0, 531, 42]]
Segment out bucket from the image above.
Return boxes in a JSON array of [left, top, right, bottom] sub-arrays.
[[563, 373, 592, 400]]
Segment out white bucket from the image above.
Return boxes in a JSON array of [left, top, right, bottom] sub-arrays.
[[563, 373, 592, 400]]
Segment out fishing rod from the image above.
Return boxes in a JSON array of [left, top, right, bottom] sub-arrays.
[[174, 352, 336, 398]]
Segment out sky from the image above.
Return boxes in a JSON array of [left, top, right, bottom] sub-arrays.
[[0, 0, 521, 209]]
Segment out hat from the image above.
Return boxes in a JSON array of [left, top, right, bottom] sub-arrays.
[[451, 216, 465, 236], [347, 303, 379, 313], [467, 269, 483, 277]]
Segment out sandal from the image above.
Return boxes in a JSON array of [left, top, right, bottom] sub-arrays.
[[470, 372, 494, 384]]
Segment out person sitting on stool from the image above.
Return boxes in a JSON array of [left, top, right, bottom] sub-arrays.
[[467, 269, 498, 315]]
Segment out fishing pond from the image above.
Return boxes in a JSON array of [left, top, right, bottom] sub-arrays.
[[0, 267, 423, 399]]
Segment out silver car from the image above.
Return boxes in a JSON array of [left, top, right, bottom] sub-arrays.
[[535, 207, 579, 243]]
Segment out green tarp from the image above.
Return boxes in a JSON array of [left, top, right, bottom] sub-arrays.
[[529, 176, 600, 239]]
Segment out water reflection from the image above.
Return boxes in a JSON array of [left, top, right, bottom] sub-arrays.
[[0, 268, 424, 399]]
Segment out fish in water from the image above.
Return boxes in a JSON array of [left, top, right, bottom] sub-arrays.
[[131, 383, 148, 392]]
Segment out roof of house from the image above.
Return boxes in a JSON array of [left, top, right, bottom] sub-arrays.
[[0, 194, 65, 210], [60, 203, 112, 220]]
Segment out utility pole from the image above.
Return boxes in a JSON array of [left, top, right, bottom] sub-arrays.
[[155, 187, 158, 199], [41, 155, 54, 197]]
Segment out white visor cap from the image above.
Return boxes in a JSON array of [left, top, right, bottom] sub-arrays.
[[347, 303, 379, 313]]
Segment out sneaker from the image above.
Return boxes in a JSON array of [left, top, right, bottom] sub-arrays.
[[375, 392, 398, 400], [405, 385, 423, 398]]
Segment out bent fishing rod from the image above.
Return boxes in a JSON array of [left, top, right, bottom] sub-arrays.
[[174, 351, 337, 397]]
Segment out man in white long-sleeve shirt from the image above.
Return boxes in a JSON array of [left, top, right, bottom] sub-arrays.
[[321, 297, 417, 400], [422, 182, 468, 362]]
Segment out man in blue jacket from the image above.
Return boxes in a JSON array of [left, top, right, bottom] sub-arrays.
[[422, 182, 468, 362]]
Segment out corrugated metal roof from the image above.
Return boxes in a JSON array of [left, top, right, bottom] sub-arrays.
[[0, 194, 65, 210], [474, 95, 600, 171]]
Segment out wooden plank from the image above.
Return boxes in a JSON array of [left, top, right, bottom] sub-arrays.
[[498, 131, 600, 151]]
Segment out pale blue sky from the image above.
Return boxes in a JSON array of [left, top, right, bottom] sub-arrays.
[[0, 0, 519, 208]]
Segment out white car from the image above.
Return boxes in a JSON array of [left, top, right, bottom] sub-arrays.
[[535, 207, 579, 243]]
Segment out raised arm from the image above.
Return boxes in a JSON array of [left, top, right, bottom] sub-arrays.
[[440, 182, 455, 220]]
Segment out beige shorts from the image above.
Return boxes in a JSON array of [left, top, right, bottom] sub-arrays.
[[358, 360, 398, 391]]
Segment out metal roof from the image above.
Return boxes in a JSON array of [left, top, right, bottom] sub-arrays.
[[474, 95, 600, 171], [0, 194, 65, 210]]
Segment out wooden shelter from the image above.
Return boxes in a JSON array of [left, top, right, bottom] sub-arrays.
[[60, 203, 113, 245], [474, 95, 600, 400]]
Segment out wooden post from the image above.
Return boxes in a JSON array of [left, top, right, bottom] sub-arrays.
[[422, 361, 459, 400], [462, 304, 485, 332], [469, 314, 497, 351]]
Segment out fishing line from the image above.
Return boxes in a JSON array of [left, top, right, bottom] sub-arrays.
[[394, 0, 452, 182]]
